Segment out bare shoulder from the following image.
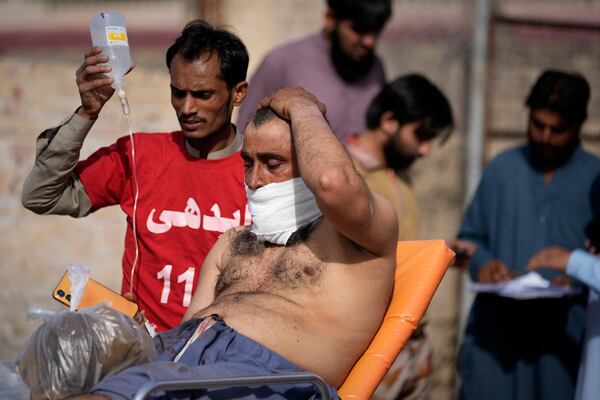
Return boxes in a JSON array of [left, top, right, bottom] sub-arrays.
[[204, 227, 245, 269]]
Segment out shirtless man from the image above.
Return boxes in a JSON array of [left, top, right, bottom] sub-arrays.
[[74, 87, 398, 399]]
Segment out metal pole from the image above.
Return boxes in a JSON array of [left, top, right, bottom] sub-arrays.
[[458, 0, 492, 345]]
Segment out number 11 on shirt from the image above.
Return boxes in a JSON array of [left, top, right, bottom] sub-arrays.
[[157, 265, 195, 307]]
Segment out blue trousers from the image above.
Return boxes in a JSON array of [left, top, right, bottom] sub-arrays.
[[92, 315, 340, 400]]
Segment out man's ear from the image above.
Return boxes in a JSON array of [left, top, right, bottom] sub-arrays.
[[231, 81, 248, 107], [380, 111, 400, 136], [324, 8, 336, 33]]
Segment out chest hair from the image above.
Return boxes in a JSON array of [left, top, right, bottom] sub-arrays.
[[215, 240, 323, 297]]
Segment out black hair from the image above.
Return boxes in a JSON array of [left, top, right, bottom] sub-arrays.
[[165, 20, 249, 88], [525, 70, 590, 130], [366, 73, 454, 142], [327, 0, 392, 32], [252, 107, 281, 128], [249, 106, 330, 132], [250, 107, 290, 129]]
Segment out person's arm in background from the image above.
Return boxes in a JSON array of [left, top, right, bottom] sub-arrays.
[[568, 250, 600, 292], [236, 52, 284, 135], [528, 247, 600, 292], [457, 168, 513, 283], [448, 239, 477, 270], [21, 47, 126, 217]]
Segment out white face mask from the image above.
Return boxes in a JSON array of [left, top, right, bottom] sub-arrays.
[[245, 177, 323, 245]]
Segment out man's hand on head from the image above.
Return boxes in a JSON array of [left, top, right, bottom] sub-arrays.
[[477, 260, 515, 283], [257, 87, 327, 121], [252, 87, 398, 257]]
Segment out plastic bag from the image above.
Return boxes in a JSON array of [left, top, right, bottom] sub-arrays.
[[16, 264, 156, 399], [67, 262, 90, 312], [0, 361, 30, 400], [18, 304, 156, 399]]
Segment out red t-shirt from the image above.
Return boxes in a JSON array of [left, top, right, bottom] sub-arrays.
[[76, 131, 248, 331]]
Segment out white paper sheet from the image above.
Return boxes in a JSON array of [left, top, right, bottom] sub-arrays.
[[470, 271, 581, 299]]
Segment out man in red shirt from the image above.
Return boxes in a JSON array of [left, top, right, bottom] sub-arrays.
[[21, 20, 250, 332]]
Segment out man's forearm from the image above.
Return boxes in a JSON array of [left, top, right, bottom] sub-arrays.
[[259, 87, 397, 255], [21, 112, 94, 217], [288, 104, 396, 254], [290, 105, 367, 205]]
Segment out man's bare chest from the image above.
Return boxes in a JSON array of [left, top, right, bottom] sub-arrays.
[[214, 242, 324, 297]]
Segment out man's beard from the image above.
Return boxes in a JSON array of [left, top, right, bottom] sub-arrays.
[[383, 139, 418, 174], [329, 29, 375, 83], [527, 134, 579, 172]]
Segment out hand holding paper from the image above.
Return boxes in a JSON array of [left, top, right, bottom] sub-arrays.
[[470, 271, 580, 299]]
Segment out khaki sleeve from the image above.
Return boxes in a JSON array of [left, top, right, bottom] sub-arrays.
[[21, 112, 96, 217]]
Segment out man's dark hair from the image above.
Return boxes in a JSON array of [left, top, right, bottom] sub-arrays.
[[366, 74, 454, 142], [525, 70, 590, 131], [327, 0, 392, 32], [166, 20, 249, 88], [249, 106, 331, 136], [250, 107, 291, 129]]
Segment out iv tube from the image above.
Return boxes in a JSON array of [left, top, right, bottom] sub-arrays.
[[121, 95, 140, 295], [120, 84, 149, 334], [117, 87, 130, 116]]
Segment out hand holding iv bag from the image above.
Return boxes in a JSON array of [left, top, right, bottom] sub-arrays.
[[90, 11, 132, 115]]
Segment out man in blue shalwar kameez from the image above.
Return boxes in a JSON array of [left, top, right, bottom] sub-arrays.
[[456, 70, 600, 400]]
